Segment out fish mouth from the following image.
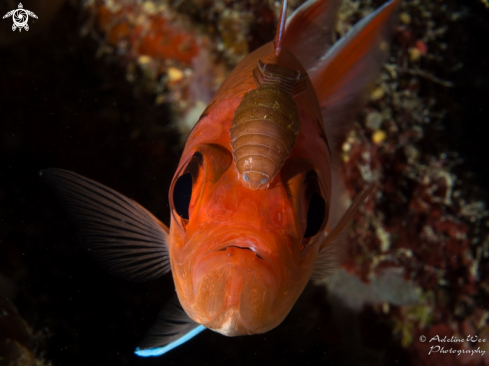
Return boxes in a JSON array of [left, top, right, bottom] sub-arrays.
[[211, 236, 268, 262], [192, 229, 278, 283], [217, 245, 264, 260]]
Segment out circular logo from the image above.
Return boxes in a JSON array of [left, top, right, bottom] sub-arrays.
[[12, 9, 29, 28], [419, 335, 426, 342]]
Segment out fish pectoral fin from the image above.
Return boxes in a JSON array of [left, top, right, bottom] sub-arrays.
[[40, 168, 171, 282], [311, 185, 374, 280], [135, 298, 206, 357]]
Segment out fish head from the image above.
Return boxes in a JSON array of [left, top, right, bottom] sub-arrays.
[[168, 139, 329, 336]]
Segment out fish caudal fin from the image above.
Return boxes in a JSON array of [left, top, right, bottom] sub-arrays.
[[40, 168, 171, 282], [311, 185, 374, 280], [135, 297, 206, 357], [311, 0, 401, 161], [282, 0, 341, 72], [273, 0, 289, 56]]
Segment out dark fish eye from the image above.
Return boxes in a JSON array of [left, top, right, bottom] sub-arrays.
[[260, 178, 267, 184], [172, 173, 192, 220], [170, 152, 203, 225], [304, 192, 326, 238], [302, 170, 328, 242], [243, 174, 250, 182]]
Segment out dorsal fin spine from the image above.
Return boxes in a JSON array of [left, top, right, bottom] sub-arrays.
[[274, 0, 289, 56]]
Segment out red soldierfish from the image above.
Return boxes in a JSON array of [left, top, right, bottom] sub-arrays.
[[41, 0, 400, 357]]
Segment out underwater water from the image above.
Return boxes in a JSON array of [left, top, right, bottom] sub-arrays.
[[0, 0, 488, 365]]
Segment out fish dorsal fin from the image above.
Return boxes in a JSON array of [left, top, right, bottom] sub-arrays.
[[273, 0, 289, 56], [310, 0, 401, 165], [40, 168, 171, 282], [282, 0, 341, 72], [311, 185, 374, 280], [135, 297, 206, 357]]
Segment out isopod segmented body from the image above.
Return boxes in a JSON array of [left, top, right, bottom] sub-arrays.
[[230, 60, 306, 190]]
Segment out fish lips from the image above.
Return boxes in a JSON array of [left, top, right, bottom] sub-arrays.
[[192, 238, 277, 288], [214, 240, 266, 260]]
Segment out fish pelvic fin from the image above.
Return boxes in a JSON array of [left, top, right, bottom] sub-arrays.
[[282, 0, 341, 72], [135, 297, 206, 357], [310, 0, 401, 166], [311, 185, 374, 281], [40, 168, 171, 282], [273, 0, 289, 56]]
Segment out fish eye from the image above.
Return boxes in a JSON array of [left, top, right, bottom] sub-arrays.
[[302, 170, 328, 242], [304, 192, 326, 238], [243, 174, 250, 182], [172, 173, 192, 220], [170, 152, 203, 226], [260, 178, 267, 184]]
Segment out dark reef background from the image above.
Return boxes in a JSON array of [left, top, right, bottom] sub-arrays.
[[0, 0, 488, 365]]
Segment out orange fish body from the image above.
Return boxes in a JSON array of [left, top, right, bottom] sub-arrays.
[[169, 41, 331, 335], [41, 0, 401, 356]]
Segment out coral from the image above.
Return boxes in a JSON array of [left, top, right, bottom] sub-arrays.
[[0, 296, 51, 366], [325, 0, 489, 364]]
